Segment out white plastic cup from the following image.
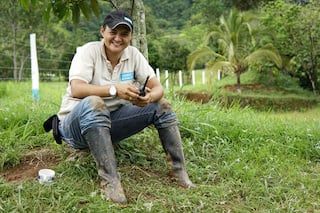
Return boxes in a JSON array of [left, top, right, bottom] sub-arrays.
[[38, 169, 55, 184]]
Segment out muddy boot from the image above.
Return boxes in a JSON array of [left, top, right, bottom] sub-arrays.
[[158, 125, 195, 188], [84, 127, 127, 204]]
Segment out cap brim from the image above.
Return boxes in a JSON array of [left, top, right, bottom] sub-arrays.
[[111, 22, 133, 32]]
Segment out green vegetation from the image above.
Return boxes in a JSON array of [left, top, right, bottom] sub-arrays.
[[179, 69, 319, 111], [1, 0, 320, 211], [187, 9, 282, 91], [1, 0, 319, 95], [1, 82, 319, 212]]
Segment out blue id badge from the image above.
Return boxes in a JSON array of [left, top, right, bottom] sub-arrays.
[[120, 72, 134, 81]]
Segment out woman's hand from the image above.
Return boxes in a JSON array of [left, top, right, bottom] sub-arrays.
[[117, 84, 152, 107], [116, 83, 140, 101], [131, 87, 152, 107], [129, 76, 163, 106]]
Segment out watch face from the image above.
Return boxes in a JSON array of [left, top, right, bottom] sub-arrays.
[[110, 85, 117, 96]]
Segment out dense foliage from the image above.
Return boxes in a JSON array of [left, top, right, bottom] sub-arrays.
[[260, 0, 320, 95], [0, 0, 319, 94], [187, 8, 283, 91]]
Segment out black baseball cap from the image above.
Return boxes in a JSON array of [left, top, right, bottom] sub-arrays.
[[103, 10, 133, 32]]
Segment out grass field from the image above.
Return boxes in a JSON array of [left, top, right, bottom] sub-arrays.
[[0, 81, 320, 212]]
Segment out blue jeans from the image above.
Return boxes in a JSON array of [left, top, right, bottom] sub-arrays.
[[59, 96, 178, 149]]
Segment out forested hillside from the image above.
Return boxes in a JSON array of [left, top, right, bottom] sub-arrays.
[[144, 0, 319, 94], [0, 0, 319, 94]]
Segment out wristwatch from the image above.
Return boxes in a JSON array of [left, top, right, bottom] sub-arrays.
[[109, 85, 117, 98]]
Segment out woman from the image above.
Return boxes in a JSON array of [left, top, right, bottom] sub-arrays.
[[56, 10, 195, 204]]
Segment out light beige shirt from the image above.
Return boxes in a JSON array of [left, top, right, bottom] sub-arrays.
[[57, 40, 156, 120]]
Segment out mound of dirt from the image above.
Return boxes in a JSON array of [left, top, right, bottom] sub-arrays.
[[179, 92, 213, 103], [1, 147, 62, 182], [223, 84, 261, 91]]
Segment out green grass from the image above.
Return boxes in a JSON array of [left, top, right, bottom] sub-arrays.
[[1, 81, 320, 212]]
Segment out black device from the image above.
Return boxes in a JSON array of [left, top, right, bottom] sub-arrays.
[[139, 75, 150, 96]]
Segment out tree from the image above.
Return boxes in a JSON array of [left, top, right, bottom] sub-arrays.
[[144, 0, 193, 30], [0, 0, 49, 81], [223, 0, 274, 11], [20, 0, 149, 59], [260, 0, 320, 95], [187, 8, 282, 91], [158, 38, 189, 72]]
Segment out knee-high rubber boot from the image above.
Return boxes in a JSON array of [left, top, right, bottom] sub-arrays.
[[84, 127, 127, 204], [158, 125, 195, 188]]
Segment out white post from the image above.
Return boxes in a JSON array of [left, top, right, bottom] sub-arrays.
[[30, 33, 39, 102], [202, 71, 206, 84], [156, 68, 160, 81], [218, 69, 221, 81], [179, 70, 182, 87], [192, 70, 196, 86], [165, 70, 169, 89]]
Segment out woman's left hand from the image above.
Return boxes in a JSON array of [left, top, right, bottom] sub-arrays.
[[131, 87, 152, 107]]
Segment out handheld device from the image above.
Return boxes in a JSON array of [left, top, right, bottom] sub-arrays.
[[139, 76, 150, 96]]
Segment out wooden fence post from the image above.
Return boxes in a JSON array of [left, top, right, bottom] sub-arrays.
[[165, 70, 169, 89], [192, 70, 195, 86], [156, 68, 160, 81], [179, 70, 182, 87], [30, 33, 39, 102]]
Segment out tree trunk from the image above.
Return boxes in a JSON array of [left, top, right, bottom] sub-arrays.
[[18, 54, 27, 81], [10, 5, 19, 82], [236, 70, 241, 93], [306, 71, 316, 96], [130, 0, 148, 60], [12, 23, 18, 82], [308, 28, 317, 96]]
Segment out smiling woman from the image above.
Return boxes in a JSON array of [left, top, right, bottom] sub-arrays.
[[47, 10, 195, 205], [100, 11, 133, 67], [101, 25, 132, 67]]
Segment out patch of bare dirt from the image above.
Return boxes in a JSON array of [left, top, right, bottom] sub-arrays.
[[0, 147, 62, 182], [181, 84, 263, 103], [224, 84, 261, 91], [182, 92, 213, 103]]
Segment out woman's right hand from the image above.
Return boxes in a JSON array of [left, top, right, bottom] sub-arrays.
[[115, 83, 140, 101]]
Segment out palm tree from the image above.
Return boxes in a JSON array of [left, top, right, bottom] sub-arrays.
[[188, 8, 282, 92]]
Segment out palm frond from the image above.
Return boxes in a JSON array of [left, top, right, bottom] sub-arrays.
[[206, 61, 234, 73], [245, 44, 282, 68], [187, 47, 226, 71]]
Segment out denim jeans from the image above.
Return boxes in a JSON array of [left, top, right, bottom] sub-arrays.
[[59, 96, 178, 149]]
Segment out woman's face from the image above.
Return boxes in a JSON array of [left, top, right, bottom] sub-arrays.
[[100, 25, 132, 56]]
